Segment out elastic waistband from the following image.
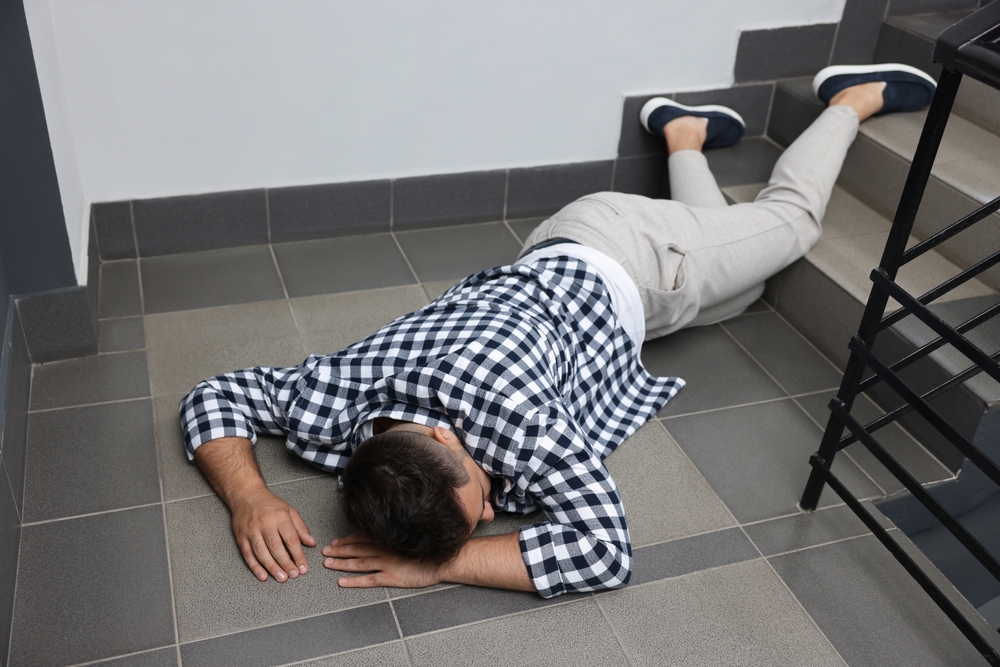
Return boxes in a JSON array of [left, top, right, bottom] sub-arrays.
[[518, 237, 579, 258]]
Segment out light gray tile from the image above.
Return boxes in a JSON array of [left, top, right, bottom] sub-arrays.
[[99, 316, 146, 352], [24, 399, 160, 521], [295, 641, 410, 667], [88, 647, 179, 667], [664, 399, 882, 523], [629, 527, 759, 586], [722, 312, 842, 396], [99, 260, 143, 318], [9, 505, 175, 666], [291, 286, 429, 355], [821, 186, 892, 240], [140, 245, 286, 314], [30, 350, 150, 411], [405, 599, 629, 666], [744, 504, 875, 557], [393, 584, 561, 636], [145, 300, 305, 397], [395, 222, 524, 283], [420, 279, 459, 301], [166, 476, 385, 642], [600, 559, 846, 667], [771, 534, 992, 667], [604, 421, 734, 547], [155, 394, 325, 502], [506, 217, 546, 245]]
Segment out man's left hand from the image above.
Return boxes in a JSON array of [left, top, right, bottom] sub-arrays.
[[323, 533, 442, 589]]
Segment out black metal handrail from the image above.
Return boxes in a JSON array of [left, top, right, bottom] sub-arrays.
[[799, 2, 1000, 663]]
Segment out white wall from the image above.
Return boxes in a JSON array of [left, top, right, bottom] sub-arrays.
[[28, 0, 846, 279]]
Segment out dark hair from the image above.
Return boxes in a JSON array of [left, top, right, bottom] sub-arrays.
[[340, 429, 472, 565]]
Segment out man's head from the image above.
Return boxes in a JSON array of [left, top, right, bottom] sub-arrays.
[[339, 423, 494, 564]]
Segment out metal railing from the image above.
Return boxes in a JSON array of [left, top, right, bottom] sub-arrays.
[[799, 3, 1000, 664]]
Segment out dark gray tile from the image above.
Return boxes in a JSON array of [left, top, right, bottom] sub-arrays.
[[3, 312, 30, 514], [618, 93, 673, 158], [891, 10, 974, 40], [88, 647, 179, 667], [768, 82, 824, 148], [406, 599, 629, 667], [92, 201, 137, 260], [874, 21, 941, 81], [180, 604, 398, 667], [0, 459, 21, 667], [734, 24, 838, 82], [294, 642, 410, 667], [17, 286, 97, 362], [771, 534, 992, 666], [89, 216, 100, 333], [640, 325, 785, 417], [611, 154, 666, 199], [703, 137, 783, 188], [674, 84, 774, 137], [664, 399, 882, 522], [30, 350, 150, 411], [141, 245, 285, 314], [394, 585, 560, 636], [629, 527, 759, 586], [796, 391, 953, 494], [722, 312, 842, 395], [506, 217, 546, 246], [393, 170, 506, 231], [24, 399, 159, 521], [268, 180, 391, 243], [100, 260, 143, 318], [832, 0, 891, 65], [395, 222, 523, 283], [9, 505, 175, 666], [744, 504, 875, 556], [506, 160, 614, 219], [742, 299, 771, 315], [133, 189, 268, 257], [273, 234, 415, 298], [887, 0, 977, 16], [99, 316, 146, 352]]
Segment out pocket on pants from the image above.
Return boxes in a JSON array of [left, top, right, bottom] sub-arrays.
[[641, 245, 701, 339]]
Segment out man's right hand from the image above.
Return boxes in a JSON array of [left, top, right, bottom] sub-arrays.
[[193, 436, 317, 583], [230, 486, 317, 582]]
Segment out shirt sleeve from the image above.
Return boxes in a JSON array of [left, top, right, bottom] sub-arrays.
[[515, 409, 632, 598]]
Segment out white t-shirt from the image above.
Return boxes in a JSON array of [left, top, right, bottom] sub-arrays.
[[516, 243, 645, 347]]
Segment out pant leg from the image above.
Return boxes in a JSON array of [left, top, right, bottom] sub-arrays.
[[668, 150, 729, 209]]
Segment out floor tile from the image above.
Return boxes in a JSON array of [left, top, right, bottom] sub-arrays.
[[604, 421, 735, 547], [771, 534, 992, 667], [769, 83, 824, 147], [742, 299, 770, 315], [393, 584, 560, 636], [155, 394, 325, 502], [394, 222, 523, 283], [30, 350, 150, 411], [3, 316, 30, 514], [600, 559, 846, 667], [92, 200, 137, 260], [640, 325, 785, 417], [0, 463, 20, 667], [506, 161, 615, 220], [821, 186, 891, 240], [704, 137, 783, 187], [145, 300, 305, 397], [9, 505, 175, 666], [506, 217, 546, 245], [722, 312, 842, 396], [268, 180, 391, 243], [24, 399, 159, 522], [291, 286, 429, 355], [744, 504, 876, 557], [392, 170, 506, 231], [629, 527, 758, 586], [664, 399, 882, 523], [179, 603, 399, 667], [99, 261, 143, 318], [99, 316, 146, 352], [272, 234, 415, 298], [88, 647, 179, 667], [796, 391, 953, 494], [166, 476, 386, 642], [294, 641, 410, 667], [133, 188, 268, 256], [140, 246, 286, 314], [405, 598, 629, 667], [420, 279, 458, 301]]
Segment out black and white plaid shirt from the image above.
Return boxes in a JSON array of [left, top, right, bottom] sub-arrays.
[[180, 256, 684, 598]]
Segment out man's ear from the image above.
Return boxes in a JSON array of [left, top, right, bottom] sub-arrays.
[[431, 426, 461, 449]]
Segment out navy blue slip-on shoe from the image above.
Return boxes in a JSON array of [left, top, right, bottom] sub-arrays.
[[639, 97, 746, 149], [812, 63, 937, 115]]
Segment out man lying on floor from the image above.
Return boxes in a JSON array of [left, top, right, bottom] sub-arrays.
[[180, 63, 936, 598]]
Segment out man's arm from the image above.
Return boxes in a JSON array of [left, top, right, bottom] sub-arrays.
[[322, 531, 534, 592], [194, 436, 317, 583]]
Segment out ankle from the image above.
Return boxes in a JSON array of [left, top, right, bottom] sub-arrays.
[[664, 116, 708, 155]]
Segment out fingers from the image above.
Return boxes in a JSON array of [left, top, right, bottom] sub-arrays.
[[278, 523, 309, 576], [262, 529, 300, 581], [238, 538, 270, 582], [338, 574, 381, 588], [290, 508, 317, 548]]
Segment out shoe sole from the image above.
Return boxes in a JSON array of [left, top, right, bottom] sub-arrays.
[[811, 63, 937, 99], [639, 97, 746, 135]]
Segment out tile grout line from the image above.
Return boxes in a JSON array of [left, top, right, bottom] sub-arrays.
[[162, 473, 331, 505], [270, 639, 405, 667], [763, 82, 777, 139], [265, 189, 272, 245], [6, 480, 24, 667], [389, 180, 395, 231], [266, 243, 310, 358], [593, 594, 637, 667], [390, 232, 422, 285], [19, 501, 163, 528], [658, 389, 838, 422], [64, 644, 177, 667], [3, 452, 21, 524], [386, 597, 417, 667], [396, 597, 584, 642], [28, 394, 151, 415], [826, 19, 842, 68], [765, 531, 871, 560]]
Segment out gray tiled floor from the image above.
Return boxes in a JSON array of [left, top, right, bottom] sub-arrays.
[[11, 217, 988, 666]]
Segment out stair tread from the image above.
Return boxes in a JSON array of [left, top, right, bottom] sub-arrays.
[[885, 10, 974, 42]]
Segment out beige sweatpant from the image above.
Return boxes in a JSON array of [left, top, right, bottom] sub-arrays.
[[521, 105, 860, 341]]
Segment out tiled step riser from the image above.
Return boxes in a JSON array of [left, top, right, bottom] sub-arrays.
[[766, 258, 984, 474]]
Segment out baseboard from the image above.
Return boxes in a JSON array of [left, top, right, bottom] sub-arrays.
[[16, 286, 97, 364]]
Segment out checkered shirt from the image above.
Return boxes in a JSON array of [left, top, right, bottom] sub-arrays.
[[180, 257, 684, 598]]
